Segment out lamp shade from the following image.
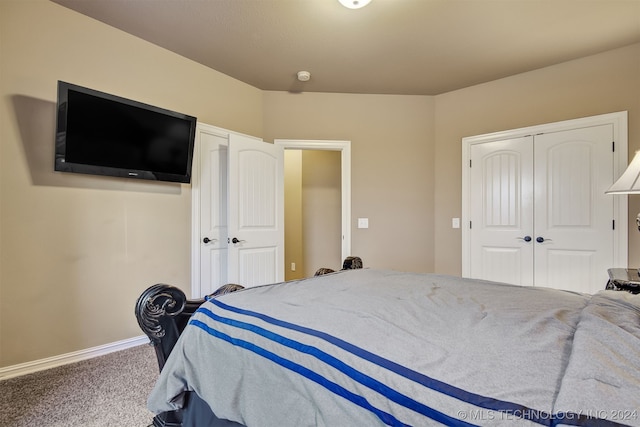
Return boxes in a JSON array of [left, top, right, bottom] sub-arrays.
[[607, 150, 640, 194]]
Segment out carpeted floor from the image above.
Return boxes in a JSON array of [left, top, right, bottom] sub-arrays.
[[0, 344, 159, 427]]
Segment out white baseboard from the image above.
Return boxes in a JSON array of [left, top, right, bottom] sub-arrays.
[[0, 335, 150, 381]]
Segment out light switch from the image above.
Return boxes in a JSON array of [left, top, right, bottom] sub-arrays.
[[358, 218, 369, 229], [452, 218, 460, 229]]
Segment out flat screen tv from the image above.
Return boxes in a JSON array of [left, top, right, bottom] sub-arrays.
[[55, 81, 197, 183]]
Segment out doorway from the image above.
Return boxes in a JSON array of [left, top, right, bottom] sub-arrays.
[[275, 140, 352, 280]]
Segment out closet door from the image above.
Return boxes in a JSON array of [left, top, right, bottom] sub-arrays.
[[469, 136, 534, 285], [533, 125, 614, 294], [468, 125, 615, 293]]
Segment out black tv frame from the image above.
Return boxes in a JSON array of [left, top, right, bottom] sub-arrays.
[[55, 81, 197, 183]]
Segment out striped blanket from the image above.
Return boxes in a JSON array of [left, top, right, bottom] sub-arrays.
[[148, 269, 640, 426]]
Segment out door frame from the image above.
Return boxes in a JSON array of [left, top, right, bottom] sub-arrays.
[[274, 139, 352, 263], [461, 111, 629, 278]]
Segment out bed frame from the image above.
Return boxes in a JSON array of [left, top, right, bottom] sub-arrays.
[[136, 258, 363, 426], [136, 282, 253, 427], [135, 284, 204, 427]]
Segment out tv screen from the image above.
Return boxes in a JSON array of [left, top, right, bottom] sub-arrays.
[[55, 81, 197, 183]]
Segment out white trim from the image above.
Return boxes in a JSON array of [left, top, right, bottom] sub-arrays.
[[461, 111, 628, 277], [274, 139, 352, 262], [191, 123, 232, 299], [0, 335, 149, 380], [190, 124, 202, 300]]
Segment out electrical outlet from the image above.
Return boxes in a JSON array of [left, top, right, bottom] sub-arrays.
[[358, 218, 369, 229]]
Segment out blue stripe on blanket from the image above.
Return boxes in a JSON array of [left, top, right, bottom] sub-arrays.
[[195, 307, 476, 427], [206, 299, 552, 425], [189, 319, 410, 427]]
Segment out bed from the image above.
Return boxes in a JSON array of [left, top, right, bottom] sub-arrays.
[[135, 268, 640, 427]]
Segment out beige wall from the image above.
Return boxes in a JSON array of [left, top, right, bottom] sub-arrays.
[[284, 150, 342, 279], [263, 92, 436, 273], [433, 43, 640, 275], [3, 0, 640, 369], [284, 150, 304, 281], [301, 150, 342, 277], [0, 0, 263, 367]]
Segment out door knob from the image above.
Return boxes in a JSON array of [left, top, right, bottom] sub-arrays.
[[203, 237, 216, 244], [536, 237, 552, 243], [231, 237, 245, 244], [517, 236, 532, 242]]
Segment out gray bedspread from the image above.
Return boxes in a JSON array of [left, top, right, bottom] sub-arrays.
[[148, 269, 640, 426]]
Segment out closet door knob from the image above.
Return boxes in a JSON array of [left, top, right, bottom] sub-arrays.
[[203, 237, 216, 244], [517, 236, 532, 242]]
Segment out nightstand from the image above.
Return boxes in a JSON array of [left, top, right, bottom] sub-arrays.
[[607, 268, 640, 294]]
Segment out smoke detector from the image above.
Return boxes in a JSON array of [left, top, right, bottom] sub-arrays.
[[297, 71, 311, 82]]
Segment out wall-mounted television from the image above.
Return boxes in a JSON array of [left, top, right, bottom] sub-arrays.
[[55, 81, 197, 183]]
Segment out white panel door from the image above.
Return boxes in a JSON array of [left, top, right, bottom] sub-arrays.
[[469, 136, 534, 285], [228, 134, 284, 287], [468, 125, 615, 293], [198, 130, 228, 296], [533, 125, 614, 294]]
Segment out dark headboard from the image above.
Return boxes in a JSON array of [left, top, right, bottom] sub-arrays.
[[135, 284, 205, 371]]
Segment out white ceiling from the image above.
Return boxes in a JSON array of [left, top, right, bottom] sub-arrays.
[[51, 0, 640, 95]]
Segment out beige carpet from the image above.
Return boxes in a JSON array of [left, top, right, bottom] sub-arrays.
[[0, 344, 159, 427]]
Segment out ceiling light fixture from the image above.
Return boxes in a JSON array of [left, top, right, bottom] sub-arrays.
[[338, 0, 372, 9]]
